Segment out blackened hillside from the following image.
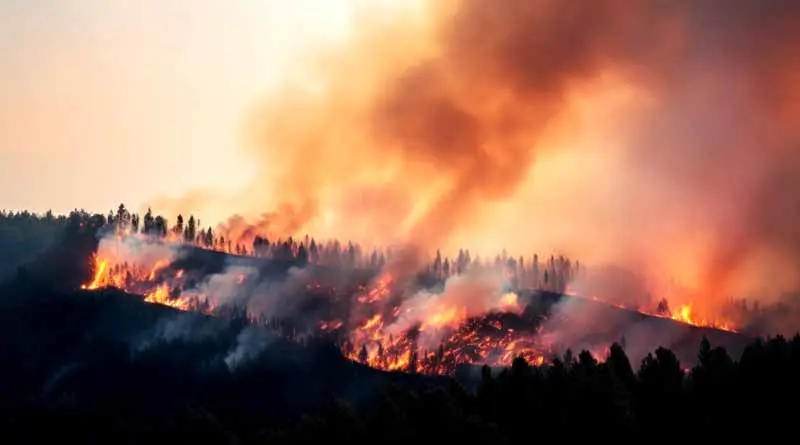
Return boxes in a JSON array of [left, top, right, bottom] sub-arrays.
[[0, 278, 448, 441]]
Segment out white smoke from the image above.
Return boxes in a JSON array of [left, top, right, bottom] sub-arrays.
[[224, 324, 279, 370], [385, 267, 521, 350], [96, 234, 181, 270], [180, 262, 260, 309]]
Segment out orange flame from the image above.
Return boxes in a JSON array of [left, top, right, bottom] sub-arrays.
[[81, 255, 108, 290], [78, 235, 738, 376]]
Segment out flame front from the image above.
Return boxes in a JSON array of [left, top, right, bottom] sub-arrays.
[[571, 291, 734, 333], [79, 234, 738, 375], [81, 255, 108, 290], [81, 242, 214, 314]]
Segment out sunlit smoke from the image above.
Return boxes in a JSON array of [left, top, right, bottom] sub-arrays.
[[80, 229, 755, 374], [385, 266, 522, 350], [96, 235, 179, 273], [152, 0, 800, 325]]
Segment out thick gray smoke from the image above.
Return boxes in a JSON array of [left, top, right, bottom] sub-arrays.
[[181, 262, 260, 308], [246, 266, 315, 321]]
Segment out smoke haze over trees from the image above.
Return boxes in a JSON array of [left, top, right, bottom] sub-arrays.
[[0, 265, 798, 442], [0, 208, 796, 441], [3, 206, 799, 342], [145, 0, 800, 324], [4, 0, 800, 440]]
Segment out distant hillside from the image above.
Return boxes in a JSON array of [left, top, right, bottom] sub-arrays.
[[130, 244, 754, 368], [0, 211, 69, 283], [0, 278, 446, 426], [521, 290, 751, 366]]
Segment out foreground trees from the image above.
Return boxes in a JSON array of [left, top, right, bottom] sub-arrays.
[[0, 278, 797, 443], [276, 334, 799, 442], [2, 208, 800, 442]]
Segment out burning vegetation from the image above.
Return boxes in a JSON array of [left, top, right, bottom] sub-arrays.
[[1, 207, 799, 443], [4, 0, 800, 440], [62, 0, 800, 378], [75, 204, 748, 376]]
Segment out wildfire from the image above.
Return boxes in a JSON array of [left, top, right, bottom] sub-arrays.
[[81, 248, 212, 314], [80, 255, 107, 290], [662, 303, 733, 332], [342, 316, 551, 374], [143, 283, 192, 311], [78, 235, 738, 376], [498, 292, 521, 312], [572, 291, 735, 333], [357, 273, 392, 304]]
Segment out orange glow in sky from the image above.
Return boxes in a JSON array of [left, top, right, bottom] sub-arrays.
[[0, 0, 354, 215]]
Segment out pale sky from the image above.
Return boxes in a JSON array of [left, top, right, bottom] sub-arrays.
[[0, 0, 352, 216]]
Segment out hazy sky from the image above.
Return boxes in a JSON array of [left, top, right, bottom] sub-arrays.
[[0, 0, 352, 215]]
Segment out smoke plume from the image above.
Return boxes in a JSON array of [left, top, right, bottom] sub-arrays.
[[224, 325, 279, 370], [96, 235, 180, 272], [181, 263, 260, 308], [137, 311, 225, 351], [156, 0, 800, 319], [385, 267, 521, 350]]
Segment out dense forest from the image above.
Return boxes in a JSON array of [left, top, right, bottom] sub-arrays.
[[0, 210, 69, 282], [2, 206, 795, 334], [0, 276, 798, 442], [2, 205, 581, 289], [0, 207, 798, 442]]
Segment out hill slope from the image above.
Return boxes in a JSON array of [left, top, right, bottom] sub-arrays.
[[0, 279, 446, 430]]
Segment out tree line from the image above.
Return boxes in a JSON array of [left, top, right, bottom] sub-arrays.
[[0, 204, 583, 292], [277, 334, 800, 441], [100, 203, 586, 293], [2, 205, 792, 326]]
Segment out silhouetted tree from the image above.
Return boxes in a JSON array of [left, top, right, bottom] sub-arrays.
[[184, 215, 196, 243], [656, 298, 671, 315], [172, 214, 184, 238], [297, 243, 308, 265], [143, 208, 155, 235], [253, 236, 269, 257], [638, 346, 684, 431], [153, 215, 168, 238], [131, 213, 140, 233], [203, 227, 214, 247]]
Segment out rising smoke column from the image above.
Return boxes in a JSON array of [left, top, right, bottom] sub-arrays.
[[158, 1, 800, 315], [234, 0, 673, 248]]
